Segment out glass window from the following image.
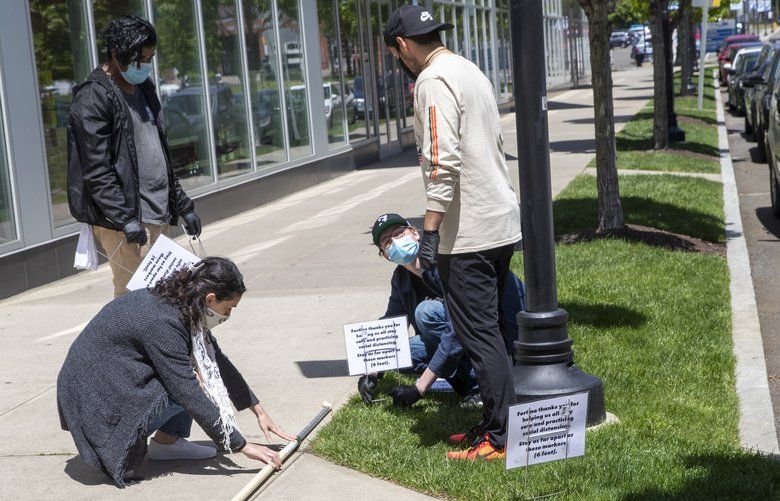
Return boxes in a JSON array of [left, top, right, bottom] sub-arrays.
[[30, 0, 93, 228], [242, 0, 287, 169], [202, 0, 253, 179], [318, 0, 347, 148], [0, 79, 16, 245], [277, 0, 311, 159], [455, 6, 466, 59], [338, 0, 369, 142], [153, 0, 214, 190]]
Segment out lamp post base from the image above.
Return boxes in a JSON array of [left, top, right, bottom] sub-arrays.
[[513, 362, 606, 427], [513, 308, 606, 427]]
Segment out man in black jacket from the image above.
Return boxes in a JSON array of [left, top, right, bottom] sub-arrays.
[[68, 16, 201, 297]]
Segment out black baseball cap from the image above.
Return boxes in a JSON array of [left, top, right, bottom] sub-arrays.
[[383, 5, 454, 47], [372, 213, 409, 247]]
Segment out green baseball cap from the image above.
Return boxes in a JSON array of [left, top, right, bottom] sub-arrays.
[[371, 213, 409, 247]]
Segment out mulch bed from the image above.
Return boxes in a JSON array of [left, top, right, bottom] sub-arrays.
[[556, 223, 725, 257]]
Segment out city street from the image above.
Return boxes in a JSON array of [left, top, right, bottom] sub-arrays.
[[723, 93, 780, 446], [0, 62, 654, 500]]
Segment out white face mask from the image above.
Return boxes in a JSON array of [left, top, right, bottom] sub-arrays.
[[204, 307, 230, 329]]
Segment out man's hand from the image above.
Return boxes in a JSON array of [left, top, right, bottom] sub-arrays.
[[182, 211, 202, 237], [418, 229, 440, 272], [358, 374, 379, 404], [254, 406, 296, 442], [242, 442, 283, 469], [390, 385, 422, 408], [123, 220, 147, 245]]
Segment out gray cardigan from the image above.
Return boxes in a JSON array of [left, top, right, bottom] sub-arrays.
[[57, 289, 258, 487]]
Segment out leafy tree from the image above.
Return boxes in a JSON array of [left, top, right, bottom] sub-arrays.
[[577, 0, 624, 232]]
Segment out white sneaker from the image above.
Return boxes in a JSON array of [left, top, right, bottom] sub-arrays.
[[147, 437, 217, 460]]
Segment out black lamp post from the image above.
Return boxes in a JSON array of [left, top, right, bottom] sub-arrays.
[[509, 0, 606, 426], [664, 8, 686, 142]]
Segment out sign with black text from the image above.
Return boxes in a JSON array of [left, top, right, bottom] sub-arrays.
[[506, 392, 588, 469], [343, 317, 411, 376], [126, 235, 199, 291]]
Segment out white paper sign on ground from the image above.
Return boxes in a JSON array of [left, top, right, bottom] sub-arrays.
[[343, 316, 411, 376], [126, 235, 199, 291], [506, 392, 589, 469]]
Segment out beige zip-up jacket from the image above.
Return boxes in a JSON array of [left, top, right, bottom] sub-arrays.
[[413, 51, 522, 255]]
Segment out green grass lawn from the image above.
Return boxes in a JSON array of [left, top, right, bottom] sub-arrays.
[[314, 233, 779, 499], [554, 174, 725, 243], [591, 68, 720, 174]]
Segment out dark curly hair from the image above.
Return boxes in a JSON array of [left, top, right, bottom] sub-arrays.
[[152, 257, 247, 328], [100, 15, 157, 67]]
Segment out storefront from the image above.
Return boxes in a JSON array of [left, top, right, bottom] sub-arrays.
[[0, 0, 588, 298]]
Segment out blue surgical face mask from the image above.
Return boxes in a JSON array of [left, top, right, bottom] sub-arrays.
[[387, 234, 419, 265], [121, 61, 152, 85]]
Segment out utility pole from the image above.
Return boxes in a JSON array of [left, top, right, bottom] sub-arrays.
[[509, 0, 606, 427]]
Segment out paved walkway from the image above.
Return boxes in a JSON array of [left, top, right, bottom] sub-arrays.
[[0, 63, 654, 500]]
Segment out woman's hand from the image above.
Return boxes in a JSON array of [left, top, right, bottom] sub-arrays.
[[241, 442, 282, 469], [254, 405, 297, 442]]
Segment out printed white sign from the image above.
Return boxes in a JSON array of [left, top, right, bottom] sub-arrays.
[[506, 392, 589, 469], [343, 316, 412, 376], [126, 235, 199, 291]]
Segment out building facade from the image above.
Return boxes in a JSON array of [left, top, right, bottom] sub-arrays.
[[0, 0, 588, 299]]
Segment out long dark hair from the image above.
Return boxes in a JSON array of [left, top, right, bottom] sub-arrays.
[[152, 257, 246, 328]]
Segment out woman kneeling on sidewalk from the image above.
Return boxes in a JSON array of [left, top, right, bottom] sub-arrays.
[[57, 257, 294, 487]]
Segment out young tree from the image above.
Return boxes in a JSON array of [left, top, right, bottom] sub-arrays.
[[678, 0, 695, 96], [577, 0, 624, 231]]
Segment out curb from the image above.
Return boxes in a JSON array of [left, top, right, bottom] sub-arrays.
[[715, 80, 780, 455]]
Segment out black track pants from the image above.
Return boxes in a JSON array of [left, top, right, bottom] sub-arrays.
[[437, 243, 516, 448]]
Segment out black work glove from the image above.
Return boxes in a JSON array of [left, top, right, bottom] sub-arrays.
[[123, 220, 147, 245], [390, 385, 423, 408], [358, 374, 379, 404], [418, 229, 440, 272], [182, 211, 202, 237]]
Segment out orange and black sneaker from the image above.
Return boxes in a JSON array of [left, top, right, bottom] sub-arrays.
[[446, 434, 505, 461], [447, 422, 485, 446]]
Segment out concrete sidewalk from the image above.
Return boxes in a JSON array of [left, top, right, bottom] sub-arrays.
[[0, 64, 653, 501]]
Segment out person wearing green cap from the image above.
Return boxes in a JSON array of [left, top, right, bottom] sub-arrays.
[[359, 213, 525, 416]]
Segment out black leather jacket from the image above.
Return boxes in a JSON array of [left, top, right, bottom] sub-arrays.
[[67, 67, 194, 230]]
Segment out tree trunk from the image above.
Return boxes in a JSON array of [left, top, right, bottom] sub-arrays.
[[679, 0, 694, 95], [651, 3, 669, 149], [579, 0, 624, 231]]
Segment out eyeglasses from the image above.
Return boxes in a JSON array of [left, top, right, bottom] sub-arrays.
[[379, 226, 411, 254]]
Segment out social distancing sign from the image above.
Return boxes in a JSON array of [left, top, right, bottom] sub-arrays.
[[343, 316, 412, 376], [126, 235, 199, 291], [506, 392, 588, 469]]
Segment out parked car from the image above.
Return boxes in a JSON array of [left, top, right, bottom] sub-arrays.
[[162, 107, 202, 178], [719, 35, 761, 83], [165, 85, 244, 157], [610, 31, 629, 48], [253, 88, 281, 146], [726, 46, 762, 115], [743, 41, 780, 160], [763, 79, 780, 215]]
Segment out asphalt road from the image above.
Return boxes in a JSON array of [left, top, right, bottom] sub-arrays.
[[723, 88, 780, 445]]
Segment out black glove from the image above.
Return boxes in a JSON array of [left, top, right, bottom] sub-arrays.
[[123, 220, 147, 245], [418, 229, 440, 272], [390, 385, 422, 408], [182, 211, 202, 237], [358, 374, 379, 404]]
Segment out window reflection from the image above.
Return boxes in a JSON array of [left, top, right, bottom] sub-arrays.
[[0, 79, 16, 244], [153, 0, 214, 190], [242, 0, 286, 169], [202, 0, 253, 179], [318, 0, 347, 148], [30, 0, 92, 228], [92, 0, 146, 56], [277, 0, 311, 159]]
